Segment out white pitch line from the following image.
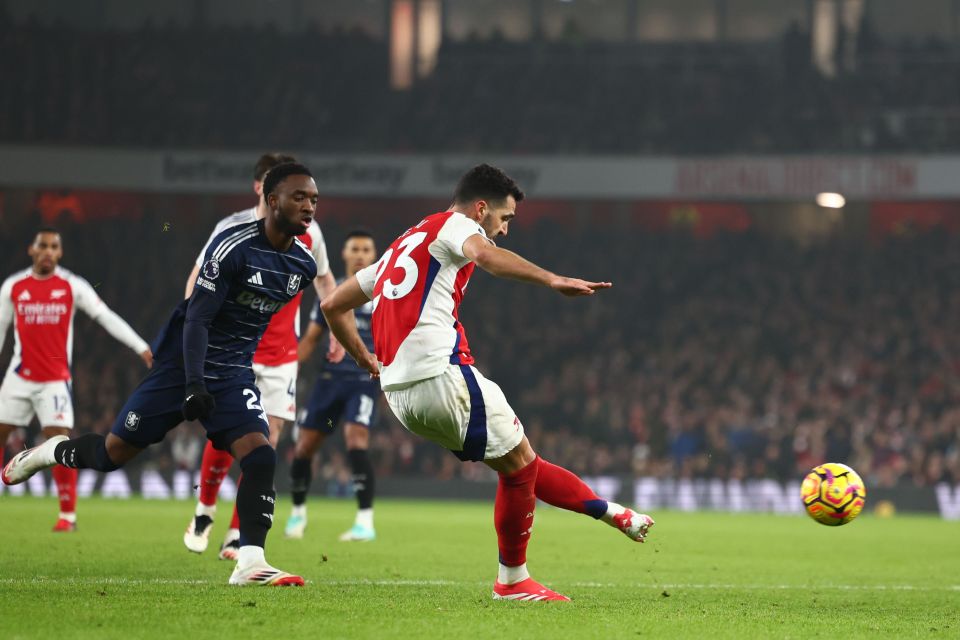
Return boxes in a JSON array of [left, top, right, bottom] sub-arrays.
[[0, 577, 958, 591]]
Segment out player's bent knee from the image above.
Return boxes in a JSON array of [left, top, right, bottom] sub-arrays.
[[230, 431, 272, 461], [104, 433, 142, 468], [484, 436, 536, 475], [239, 444, 277, 469]]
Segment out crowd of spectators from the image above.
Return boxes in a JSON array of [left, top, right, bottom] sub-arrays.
[[1, 195, 957, 492], [466, 222, 960, 491], [2, 19, 960, 153]]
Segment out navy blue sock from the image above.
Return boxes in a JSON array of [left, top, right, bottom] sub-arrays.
[[54, 434, 121, 472], [236, 445, 276, 548], [347, 449, 375, 510], [290, 457, 312, 507]]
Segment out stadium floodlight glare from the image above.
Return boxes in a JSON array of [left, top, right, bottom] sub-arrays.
[[816, 192, 846, 208]]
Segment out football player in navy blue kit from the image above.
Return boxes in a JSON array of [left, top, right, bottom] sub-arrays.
[[285, 231, 380, 541], [2, 163, 320, 587]]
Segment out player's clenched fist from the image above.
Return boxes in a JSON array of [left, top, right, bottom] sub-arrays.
[[182, 383, 216, 420]]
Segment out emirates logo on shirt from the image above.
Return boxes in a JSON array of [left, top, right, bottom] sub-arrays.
[[17, 301, 69, 325]]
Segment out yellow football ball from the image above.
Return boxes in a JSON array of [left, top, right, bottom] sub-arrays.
[[800, 463, 867, 526]]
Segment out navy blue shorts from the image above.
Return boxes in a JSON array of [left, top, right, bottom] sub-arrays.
[[297, 375, 380, 434], [110, 365, 270, 451]]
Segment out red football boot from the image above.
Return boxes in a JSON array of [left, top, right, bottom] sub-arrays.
[[493, 577, 570, 601], [52, 518, 77, 532]]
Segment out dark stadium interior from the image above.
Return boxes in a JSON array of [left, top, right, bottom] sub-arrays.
[[2, 7, 960, 154], [1, 195, 956, 490], [1, 0, 958, 498], [5, 1, 960, 634]]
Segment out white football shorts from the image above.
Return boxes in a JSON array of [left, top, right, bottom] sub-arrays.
[[0, 373, 74, 428], [252, 361, 297, 422], [384, 363, 524, 461]]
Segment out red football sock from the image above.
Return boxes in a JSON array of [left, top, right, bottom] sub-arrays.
[[198, 440, 234, 507], [52, 465, 78, 514], [229, 486, 241, 530], [494, 459, 538, 567], [534, 457, 608, 519]]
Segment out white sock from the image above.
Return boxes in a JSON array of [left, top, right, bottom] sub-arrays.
[[497, 563, 530, 585], [59, 512, 77, 523], [236, 545, 265, 569], [195, 502, 216, 518], [291, 504, 306, 518], [355, 508, 373, 529], [601, 502, 627, 525]]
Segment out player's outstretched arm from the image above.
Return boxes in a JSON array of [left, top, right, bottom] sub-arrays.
[[72, 275, 153, 363], [319, 276, 379, 378], [462, 235, 611, 297]]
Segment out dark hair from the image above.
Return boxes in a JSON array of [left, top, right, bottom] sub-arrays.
[[253, 153, 297, 182], [262, 163, 314, 202], [36, 226, 60, 236], [344, 229, 374, 243], [453, 164, 524, 205]]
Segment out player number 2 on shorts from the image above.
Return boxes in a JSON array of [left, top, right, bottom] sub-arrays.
[[242, 388, 268, 424]]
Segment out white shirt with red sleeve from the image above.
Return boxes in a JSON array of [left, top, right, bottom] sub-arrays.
[[0, 267, 149, 383], [195, 208, 331, 366], [356, 211, 492, 391]]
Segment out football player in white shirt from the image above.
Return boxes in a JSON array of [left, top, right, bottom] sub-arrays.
[[180, 153, 341, 560], [319, 164, 655, 602], [0, 228, 152, 531]]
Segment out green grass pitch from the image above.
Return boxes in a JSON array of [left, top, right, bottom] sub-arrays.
[[0, 495, 957, 639]]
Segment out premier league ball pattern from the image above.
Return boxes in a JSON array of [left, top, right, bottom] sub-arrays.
[[801, 463, 867, 526]]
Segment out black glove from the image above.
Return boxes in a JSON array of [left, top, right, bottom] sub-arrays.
[[182, 383, 216, 421]]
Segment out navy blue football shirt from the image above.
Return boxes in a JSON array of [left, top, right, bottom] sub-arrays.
[[152, 218, 317, 382]]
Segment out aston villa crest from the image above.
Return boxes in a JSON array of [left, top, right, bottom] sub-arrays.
[[287, 274, 302, 295]]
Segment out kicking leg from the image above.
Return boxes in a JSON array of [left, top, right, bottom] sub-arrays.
[[534, 453, 654, 542]]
